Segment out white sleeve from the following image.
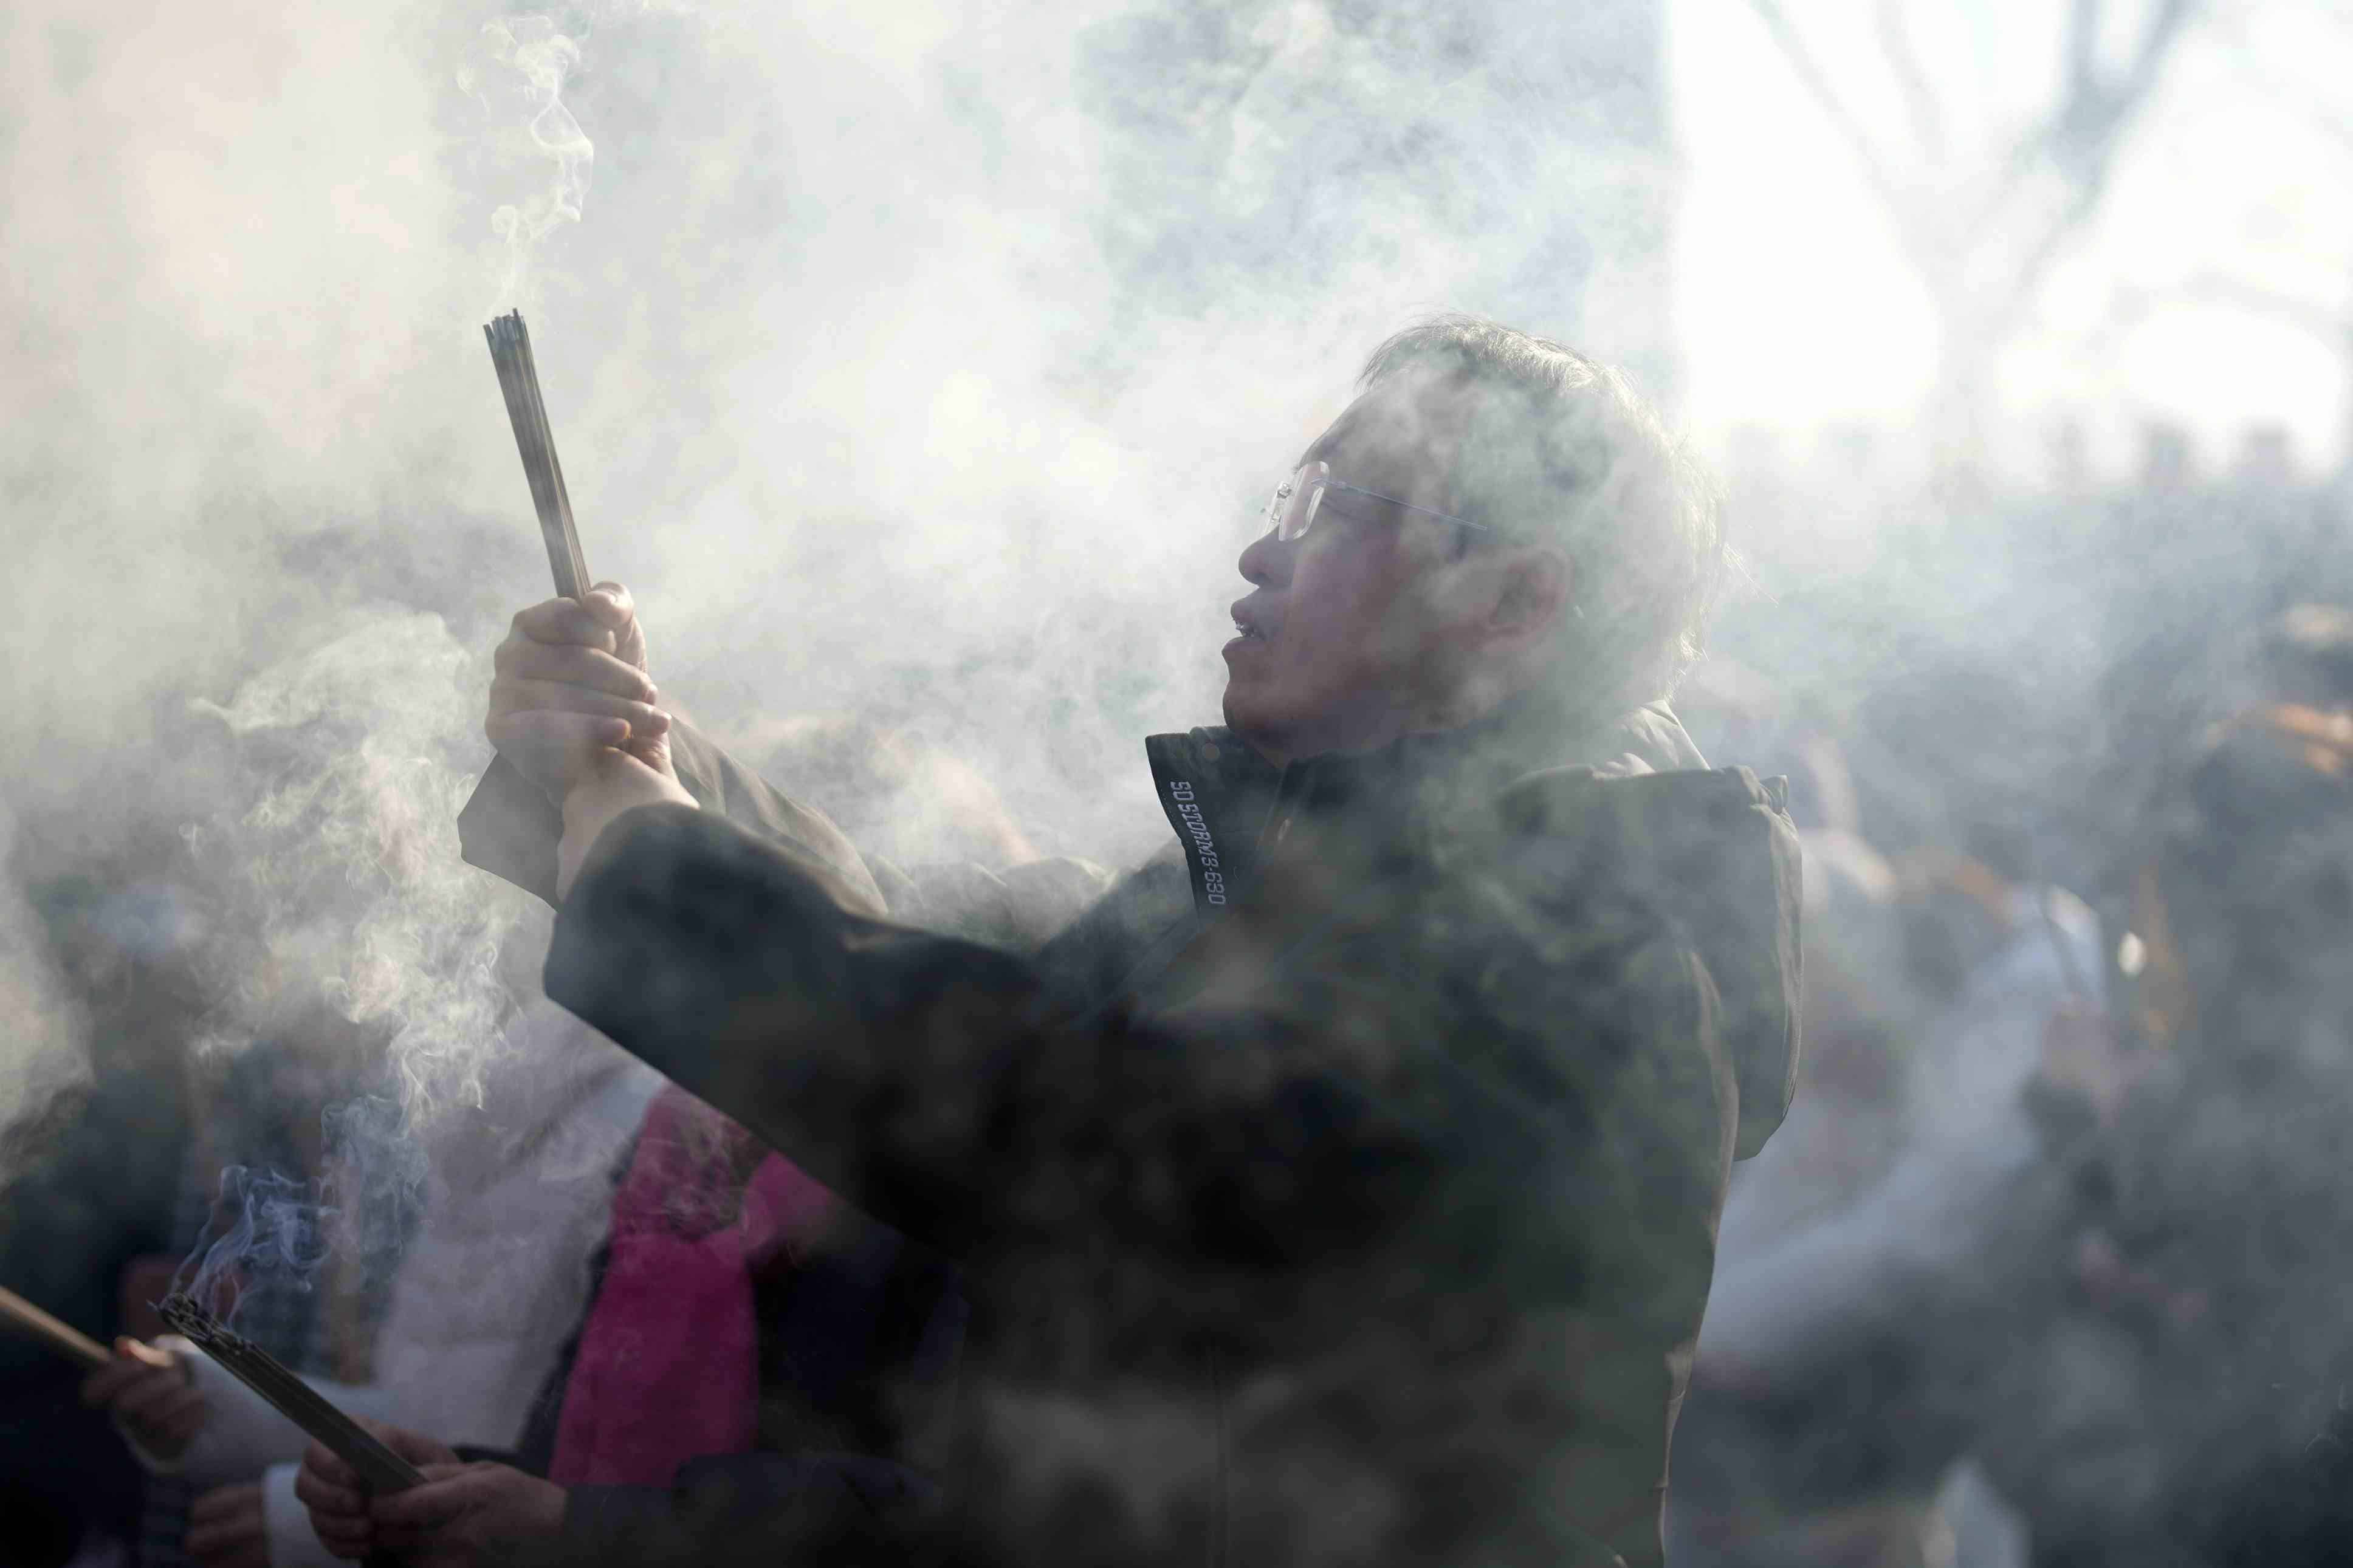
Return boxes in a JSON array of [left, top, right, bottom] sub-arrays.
[[264, 1460, 344, 1568], [1697, 1112, 2056, 1381]]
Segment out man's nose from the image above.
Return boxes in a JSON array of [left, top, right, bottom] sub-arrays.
[[1237, 526, 1292, 587]]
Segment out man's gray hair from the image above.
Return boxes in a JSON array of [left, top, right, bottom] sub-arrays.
[[1359, 314, 1725, 725]]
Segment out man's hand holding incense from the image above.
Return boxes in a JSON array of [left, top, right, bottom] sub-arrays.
[[81, 1336, 206, 1462], [487, 582, 673, 802], [297, 1423, 563, 1566]]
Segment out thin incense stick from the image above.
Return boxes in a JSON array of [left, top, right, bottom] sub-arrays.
[[0, 1286, 109, 1369], [484, 310, 591, 602], [157, 1293, 424, 1493]]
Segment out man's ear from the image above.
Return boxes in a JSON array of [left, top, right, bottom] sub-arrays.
[[1481, 546, 1572, 652]]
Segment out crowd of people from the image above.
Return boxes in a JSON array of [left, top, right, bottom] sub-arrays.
[[2, 315, 2348, 1567]]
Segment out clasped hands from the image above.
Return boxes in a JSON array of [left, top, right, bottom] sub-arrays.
[[487, 582, 696, 898]]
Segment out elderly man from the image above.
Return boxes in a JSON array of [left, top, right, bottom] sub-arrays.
[[374, 316, 1798, 1567]]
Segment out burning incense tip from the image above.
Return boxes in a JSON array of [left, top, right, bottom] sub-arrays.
[[157, 1292, 425, 1493], [0, 1285, 110, 1369]]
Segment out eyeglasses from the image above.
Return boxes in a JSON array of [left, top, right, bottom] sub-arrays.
[[1263, 460, 1494, 544]]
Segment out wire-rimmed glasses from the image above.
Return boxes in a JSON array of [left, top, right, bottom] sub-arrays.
[[1263, 460, 1494, 543]]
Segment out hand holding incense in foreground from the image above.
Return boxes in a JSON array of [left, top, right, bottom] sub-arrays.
[[157, 1292, 425, 1493], [298, 1422, 566, 1565], [81, 1337, 208, 1462]]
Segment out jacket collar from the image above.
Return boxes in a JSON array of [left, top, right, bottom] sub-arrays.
[[1146, 697, 1708, 917]]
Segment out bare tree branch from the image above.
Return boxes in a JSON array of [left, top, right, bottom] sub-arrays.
[[1750, 0, 2202, 457], [1985, 0, 2201, 335], [2067, 0, 2100, 114], [1982, 0, 2196, 244], [1875, 0, 1946, 165], [1747, 0, 1949, 287], [2116, 0, 2200, 123]]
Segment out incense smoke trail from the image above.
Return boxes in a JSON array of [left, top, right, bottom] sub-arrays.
[[187, 611, 536, 1132], [173, 1168, 330, 1322], [464, 14, 595, 304], [162, 612, 538, 1318]]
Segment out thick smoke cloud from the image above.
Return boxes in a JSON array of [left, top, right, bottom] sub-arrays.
[[0, 0, 1675, 1160]]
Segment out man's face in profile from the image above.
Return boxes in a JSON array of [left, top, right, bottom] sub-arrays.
[[1221, 374, 1474, 765]]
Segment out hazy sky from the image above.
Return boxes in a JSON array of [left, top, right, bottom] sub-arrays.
[[1674, 1, 2353, 480]]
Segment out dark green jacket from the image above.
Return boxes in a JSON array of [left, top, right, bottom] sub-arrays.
[[459, 699, 1801, 1566]]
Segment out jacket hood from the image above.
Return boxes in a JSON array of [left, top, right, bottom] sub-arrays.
[[1493, 759, 1804, 1159], [1146, 701, 1803, 1159]]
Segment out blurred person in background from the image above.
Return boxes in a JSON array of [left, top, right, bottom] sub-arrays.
[[78, 1008, 405, 1568], [1667, 604, 2353, 1568], [80, 1004, 648, 1568], [448, 316, 1803, 1566], [1666, 850, 2094, 1568], [1972, 603, 2353, 1566], [87, 697, 1022, 1568], [1666, 649, 2106, 1568], [0, 851, 212, 1568], [291, 1056, 967, 1568]]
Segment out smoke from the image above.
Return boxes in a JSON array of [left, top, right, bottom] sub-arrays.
[[4, 1, 2344, 1558], [126, 610, 530, 1320], [0, 0, 1686, 1419], [173, 1167, 332, 1322], [174, 1094, 428, 1330], [462, 13, 594, 304], [185, 609, 534, 1130]]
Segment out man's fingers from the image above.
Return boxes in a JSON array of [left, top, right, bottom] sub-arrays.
[[589, 581, 651, 669], [352, 1418, 460, 1468], [116, 1373, 202, 1430], [311, 1518, 374, 1558], [298, 1440, 365, 1502], [509, 598, 620, 654], [493, 639, 656, 701], [484, 708, 637, 808], [370, 1471, 476, 1530], [79, 1360, 154, 1407], [123, 1337, 178, 1371], [585, 580, 634, 629], [308, 1507, 373, 1538], [487, 708, 633, 756], [490, 679, 668, 733], [296, 1477, 366, 1520]]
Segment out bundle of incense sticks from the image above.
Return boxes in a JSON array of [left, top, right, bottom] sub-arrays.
[[157, 1293, 424, 1493], [484, 310, 591, 603], [0, 1284, 109, 1369]]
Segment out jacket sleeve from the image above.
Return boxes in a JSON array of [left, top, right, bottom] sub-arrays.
[[458, 719, 888, 916], [544, 801, 1727, 1278]]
